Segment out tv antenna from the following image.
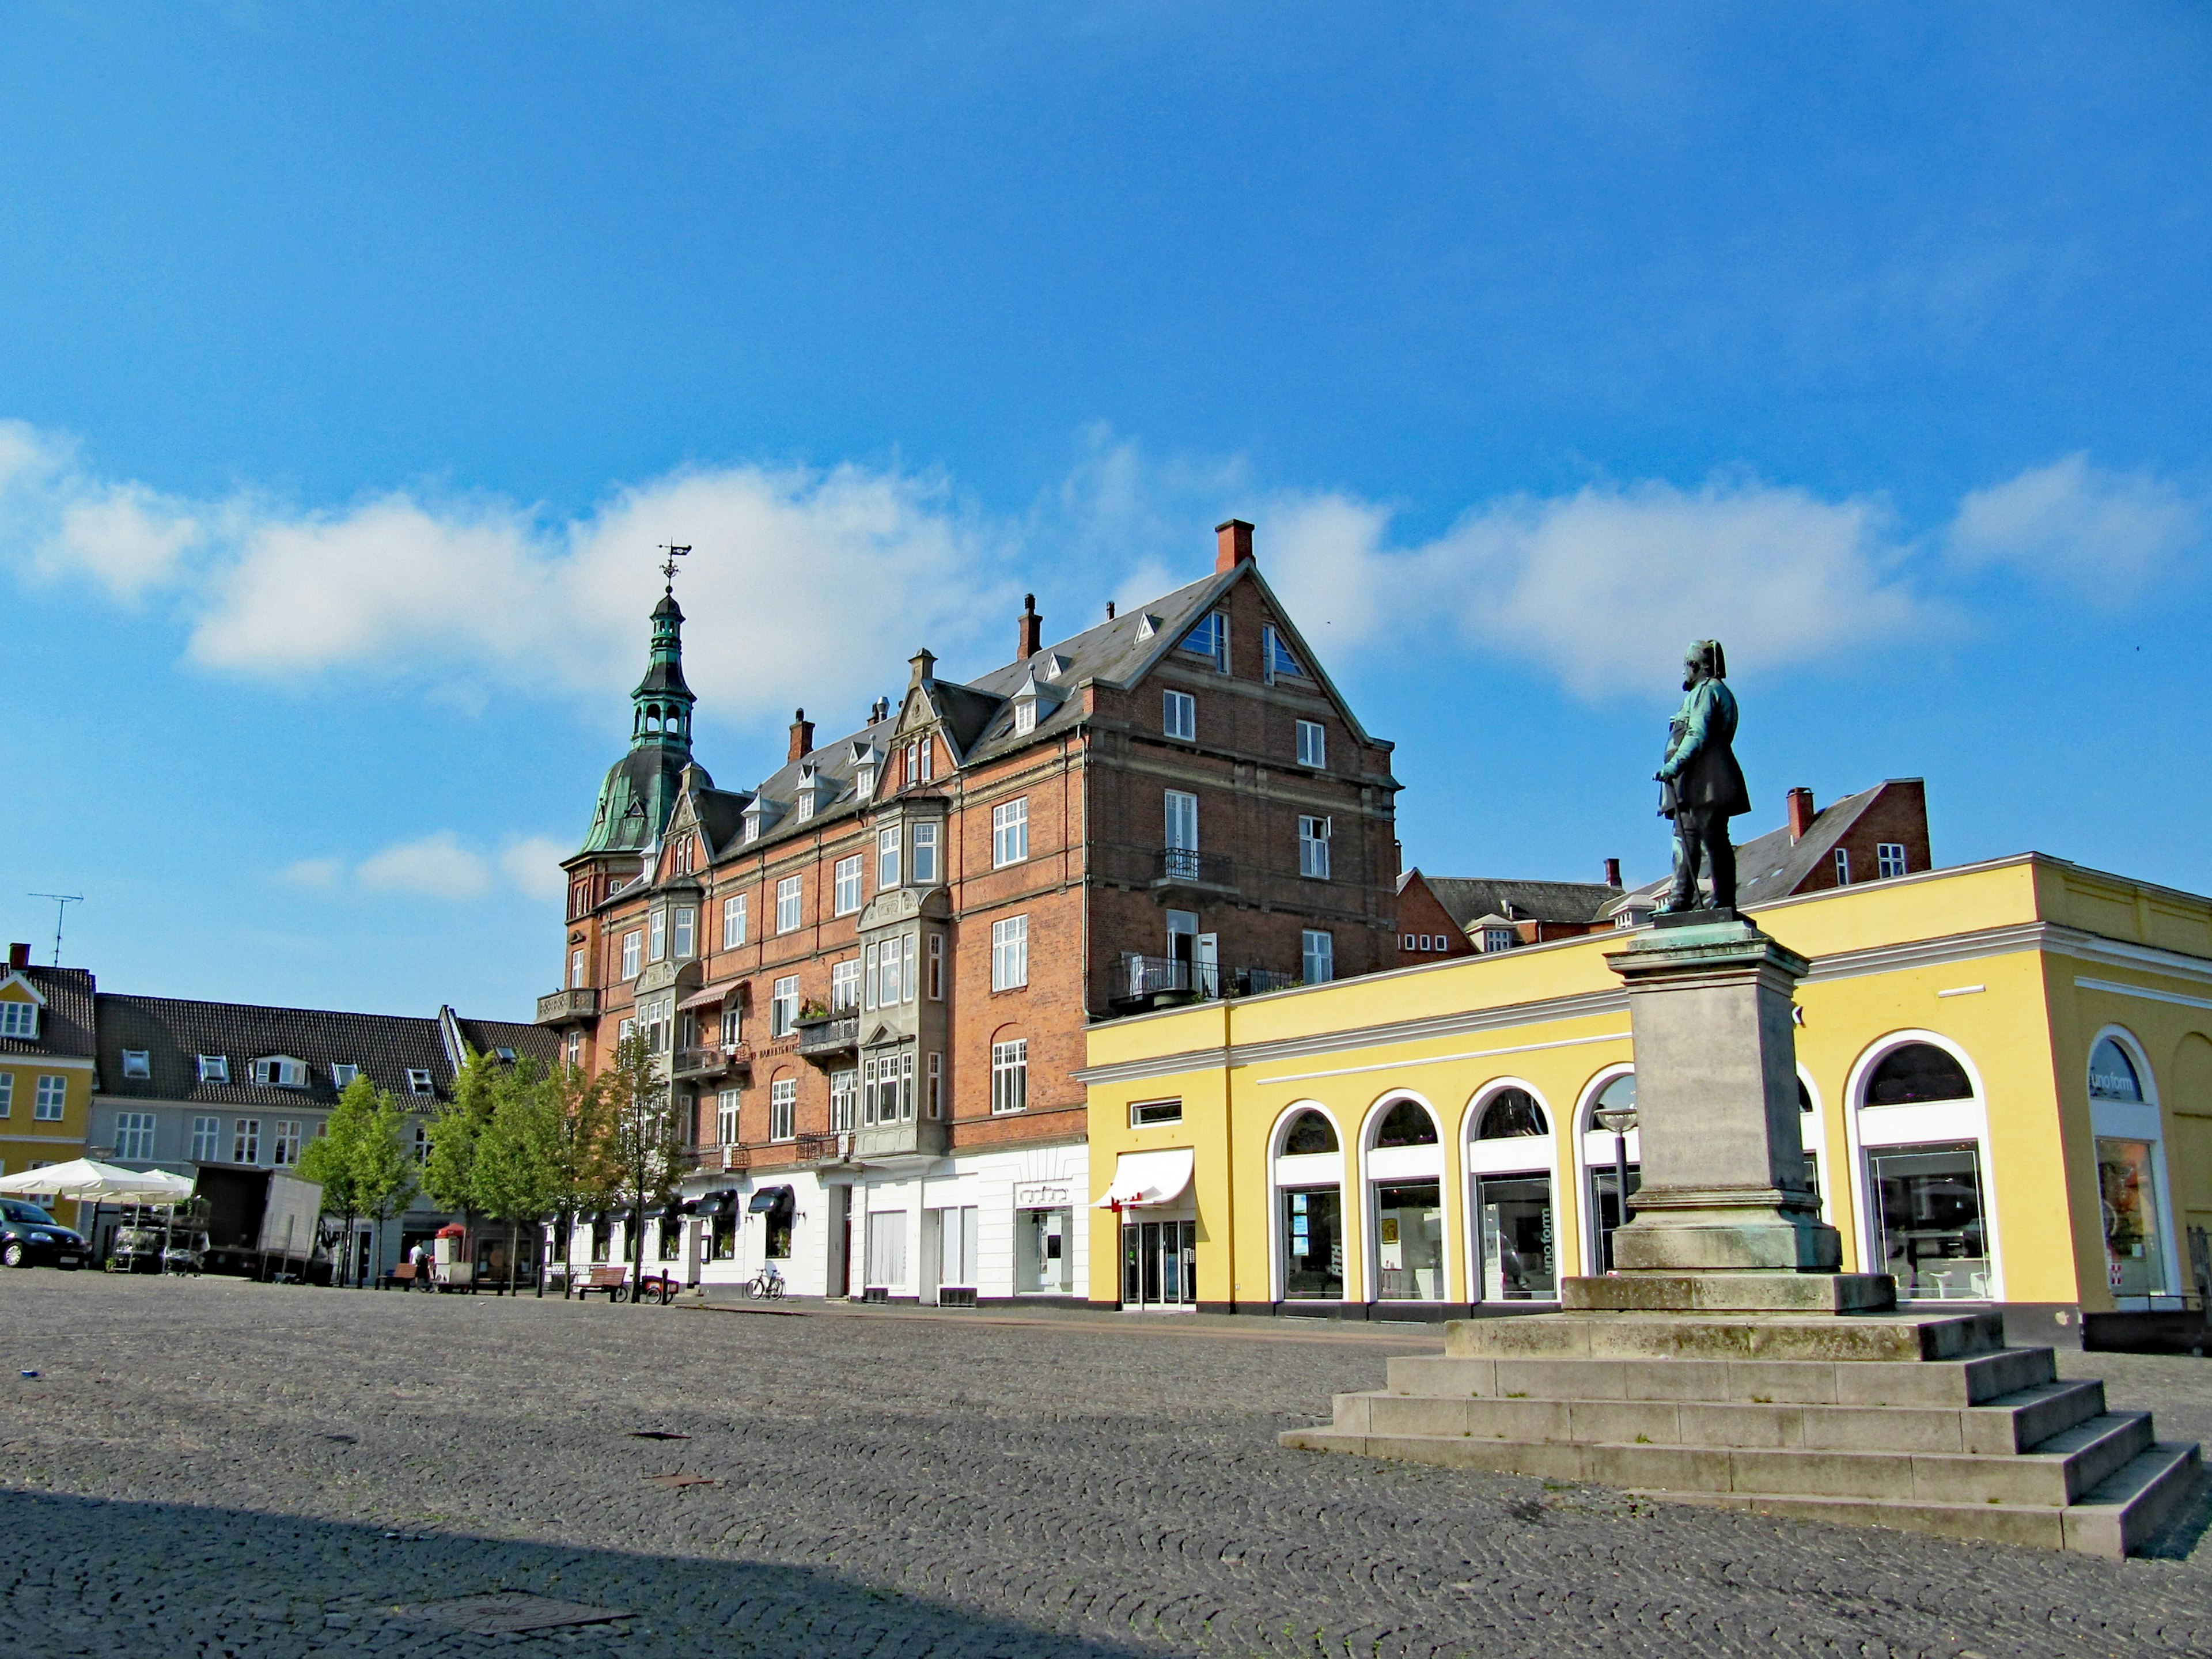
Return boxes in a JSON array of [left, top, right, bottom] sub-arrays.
[[657, 543, 691, 593], [27, 892, 82, 967]]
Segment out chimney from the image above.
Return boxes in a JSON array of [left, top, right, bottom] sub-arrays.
[[788, 708, 815, 763], [1105, 600, 1116, 620], [1787, 787, 1816, 843], [6, 942, 27, 970], [1017, 593, 1043, 660], [1215, 518, 1255, 573], [1604, 858, 1622, 889]]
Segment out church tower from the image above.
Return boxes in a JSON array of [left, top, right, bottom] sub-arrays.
[[578, 585, 711, 856]]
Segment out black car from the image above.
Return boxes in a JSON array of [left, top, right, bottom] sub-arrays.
[[1, 1199, 86, 1269]]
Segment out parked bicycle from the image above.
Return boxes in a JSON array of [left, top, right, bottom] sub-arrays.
[[740, 1263, 786, 1300]]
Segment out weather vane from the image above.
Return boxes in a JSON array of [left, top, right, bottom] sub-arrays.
[[657, 543, 691, 594]]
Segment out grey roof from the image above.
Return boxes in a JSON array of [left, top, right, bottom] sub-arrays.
[[452, 1016, 560, 1068], [94, 994, 480, 1109], [1423, 877, 1622, 930], [0, 966, 97, 1060], [695, 569, 1247, 861]]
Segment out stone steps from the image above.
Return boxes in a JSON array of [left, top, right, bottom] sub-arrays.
[[1343, 1377, 2109, 1457], [1441, 1309, 2007, 1364], [1385, 1346, 2056, 1407]]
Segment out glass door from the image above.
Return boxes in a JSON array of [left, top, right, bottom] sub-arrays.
[[1122, 1218, 1196, 1308]]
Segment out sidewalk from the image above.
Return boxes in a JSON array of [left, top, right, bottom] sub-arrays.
[[688, 1291, 1451, 1346]]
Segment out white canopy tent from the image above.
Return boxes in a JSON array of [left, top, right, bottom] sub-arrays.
[[0, 1160, 195, 1205]]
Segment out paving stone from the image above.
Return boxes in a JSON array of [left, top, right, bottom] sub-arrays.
[[0, 1274, 2208, 1659]]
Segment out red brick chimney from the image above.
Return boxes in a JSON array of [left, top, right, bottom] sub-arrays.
[[6, 942, 28, 970], [1604, 858, 1622, 889], [788, 709, 815, 763], [1787, 787, 1816, 842], [1215, 518, 1254, 573], [1017, 593, 1043, 660]]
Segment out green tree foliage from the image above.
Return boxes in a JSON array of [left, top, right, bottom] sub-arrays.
[[298, 1075, 416, 1286], [601, 1032, 686, 1304], [471, 1055, 554, 1293], [422, 1046, 503, 1214]]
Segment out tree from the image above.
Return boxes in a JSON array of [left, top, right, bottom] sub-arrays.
[[296, 1078, 369, 1285], [472, 1056, 555, 1294], [297, 1075, 415, 1287], [536, 1059, 619, 1297], [601, 1032, 685, 1304], [422, 1046, 503, 1215]]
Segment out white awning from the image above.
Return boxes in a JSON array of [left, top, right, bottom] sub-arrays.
[[0, 1160, 194, 1203], [1093, 1148, 1195, 1210]]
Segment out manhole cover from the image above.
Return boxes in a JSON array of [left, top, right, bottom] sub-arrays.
[[630, 1430, 690, 1440], [646, 1473, 717, 1487], [391, 1592, 628, 1634]]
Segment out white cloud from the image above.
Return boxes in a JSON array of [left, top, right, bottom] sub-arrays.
[[356, 832, 497, 900], [498, 836, 571, 901], [1949, 453, 2200, 599], [40, 484, 201, 599], [278, 857, 343, 889]]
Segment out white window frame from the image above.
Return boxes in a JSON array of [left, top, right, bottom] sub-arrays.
[[771, 976, 800, 1037], [1263, 623, 1305, 684], [189, 1115, 220, 1161], [649, 908, 668, 963], [991, 1039, 1029, 1115], [115, 1111, 156, 1160], [331, 1062, 359, 1088], [271, 1120, 303, 1166], [1180, 611, 1229, 673], [722, 893, 748, 948], [1013, 699, 1037, 736], [1298, 815, 1332, 880], [991, 915, 1029, 991], [878, 825, 902, 889], [717, 1088, 742, 1146], [777, 875, 803, 934], [0, 1001, 39, 1039], [1301, 929, 1335, 985], [1834, 847, 1851, 885], [1877, 842, 1907, 879], [1164, 789, 1198, 852], [927, 933, 945, 1000], [911, 821, 938, 885], [120, 1049, 151, 1080], [0, 1073, 10, 1115], [1297, 719, 1327, 768], [769, 1077, 797, 1143], [569, 949, 585, 989], [1163, 689, 1196, 741], [927, 1052, 943, 1119], [232, 1118, 262, 1164], [33, 1075, 67, 1120], [621, 932, 642, 979], [673, 906, 696, 959], [407, 1069, 434, 1095], [993, 798, 1029, 867], [834, 855, 864, 916], [832, 957, 862, 1012]]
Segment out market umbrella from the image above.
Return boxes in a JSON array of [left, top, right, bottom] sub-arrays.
[[0, 1158, 195, 1203]]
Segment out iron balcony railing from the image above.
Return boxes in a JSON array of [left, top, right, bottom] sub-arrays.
[[673, 1042, 752, 1081], [1109, 956, 1302, 1009], [1152, 847, 1236, 890], [795, 1014, 860, 1060]]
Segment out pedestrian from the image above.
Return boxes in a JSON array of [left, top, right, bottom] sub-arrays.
[[409, 1240, 431, 1290]]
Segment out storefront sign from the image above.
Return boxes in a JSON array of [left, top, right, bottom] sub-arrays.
[[1014, 1183, 1071, 1209]]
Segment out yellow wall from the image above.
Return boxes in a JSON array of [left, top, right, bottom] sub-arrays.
[[0, 981, 94, 1225], [1085, 855, 2212, 1314]]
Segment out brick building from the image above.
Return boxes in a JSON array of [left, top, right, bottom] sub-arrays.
[[539, 520, 1400, 1303]]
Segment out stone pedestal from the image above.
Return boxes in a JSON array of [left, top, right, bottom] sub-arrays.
[[1589, 912, 1842, 1287]]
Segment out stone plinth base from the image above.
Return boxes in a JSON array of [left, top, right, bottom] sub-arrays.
[[1280, 1305, 2203, 1556], [1563, 1271, 1894, 1315]]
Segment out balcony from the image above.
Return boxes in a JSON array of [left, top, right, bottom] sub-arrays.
[[794, 1013, 859, 1065], [853, 1117, 949, 1164], [535, 987, 600, 1026], [1151, 847, 1237, 897], [1107, 955, 1300, 1014], [673, 1043, 752, 1082], [694, 1143, 751, 1174]]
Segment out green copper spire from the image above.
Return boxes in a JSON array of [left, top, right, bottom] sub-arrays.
[[578, 579, 711, 857]]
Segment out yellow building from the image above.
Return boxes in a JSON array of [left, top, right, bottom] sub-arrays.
[[0, 950, 98, 1226], [1081, 854, 2212, 1342]]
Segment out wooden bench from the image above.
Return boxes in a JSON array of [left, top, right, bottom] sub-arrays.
[[575, 1266, 631, 1301], [387, 1262, 416, 1290]]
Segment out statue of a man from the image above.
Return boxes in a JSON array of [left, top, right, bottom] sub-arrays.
[[1654, 639, 1751, 914]]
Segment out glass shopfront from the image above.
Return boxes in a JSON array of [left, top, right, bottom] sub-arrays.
[[2097, 1138, 2166, 1297], [1869, 1141, 1989, 1299], [1373, 1180, 1443, 1300], [1588, 1165, 1641, 1273], [1016, 1206, 1074, 1293], [1281, 1188, 1343, 1299], [1122, 1218, 1196, 1308], [1476, 1175, 1555, 1300]]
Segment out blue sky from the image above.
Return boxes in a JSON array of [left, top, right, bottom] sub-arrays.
[[2, 4, 2208, 1018]]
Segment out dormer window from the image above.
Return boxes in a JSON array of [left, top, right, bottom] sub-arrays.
[[1137, 613, 1159, 640], [332, 1063, 360, 1088], [197, 1055, 229, 1084], [856, 762, 877, 799], [1179, 612, 1229, 673], [407, 1069, 434, 1095], [121, 1050, 151, 1079], [252, 1057, 308, 1088], [0, 1001, 37, 1039], [794, 764, 824, 823], [1013, 701, 1036, 736]]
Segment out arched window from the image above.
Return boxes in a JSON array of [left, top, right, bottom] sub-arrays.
[[1281, 1109, 1338, 1155], [2090, 1038, 2144, 1102], [1465, 1084, 1558, 1304], [1476, 1088, 1546, 1139], [1373, 1099, 1438, 1147], [1273, 1107, 1346, 1303], [1866, 1043, 1972, 1105], [1581, 1070, 1639, 1271]]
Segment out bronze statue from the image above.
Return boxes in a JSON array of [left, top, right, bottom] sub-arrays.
[[1655, 639, 1750, 914]]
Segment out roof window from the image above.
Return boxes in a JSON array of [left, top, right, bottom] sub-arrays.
[[252, 1057, 307, 1088], [494, 1046, 518, 1064], [0, 1001, 37, 1039], [407, 1069, 434, 1094], [196, 1054, 229, 1083], [120, 1050, 150, 1079], [331, 1063, 360, 1088]]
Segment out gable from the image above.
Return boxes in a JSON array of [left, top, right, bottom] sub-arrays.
[[0, 972, 48, 1007]]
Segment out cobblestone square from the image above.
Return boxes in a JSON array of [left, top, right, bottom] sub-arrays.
[[3, 1275, 2209, 1659]]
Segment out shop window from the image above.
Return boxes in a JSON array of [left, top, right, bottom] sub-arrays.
[[590, 1215, 611, 1262], [1373, 1181, 1443, 1300], [710, 1209, 736, 1260], [1017, 1206, 1074, 1294], [659, 1214, 683, 1260], [2090, 1038, 2145, 1101], [1130, 1099, 1183, 1127], [1476, 1176, 1554, 1301], [1281, 1187, 1343, 1299], [1869, 1141, 1988, 1300]]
